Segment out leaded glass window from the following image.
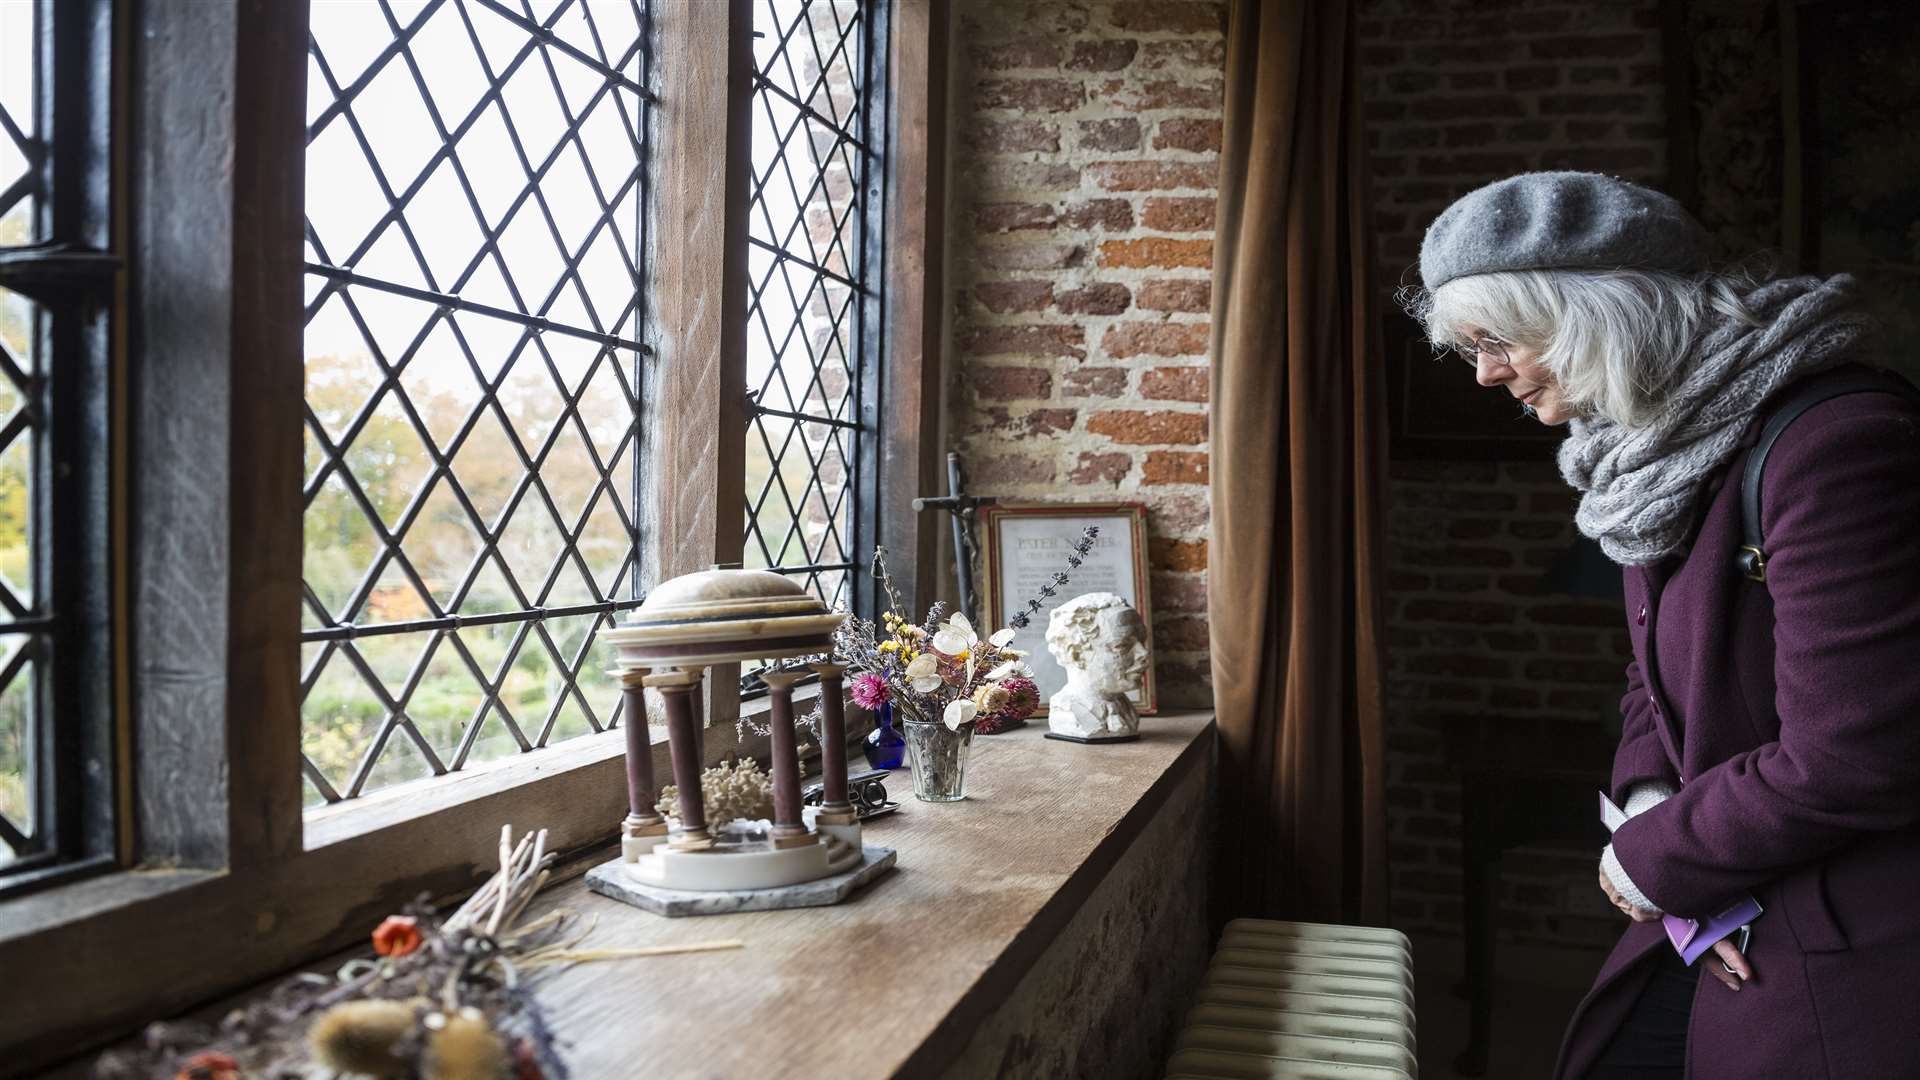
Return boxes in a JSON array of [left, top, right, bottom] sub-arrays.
[[300, 0, 651, 806], [744, 0, 885, 621], [0, 0, 116, 885]]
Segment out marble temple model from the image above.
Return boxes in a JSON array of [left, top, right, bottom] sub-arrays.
[[595, 568, 874, 896]]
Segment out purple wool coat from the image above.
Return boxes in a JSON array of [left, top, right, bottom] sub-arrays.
[[1554, 365, 1920, 1079]]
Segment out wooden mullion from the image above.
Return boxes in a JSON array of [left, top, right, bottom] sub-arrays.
[[878, 0, 949, 617], [640, 0, 754, 725]]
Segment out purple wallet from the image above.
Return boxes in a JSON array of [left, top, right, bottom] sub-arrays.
[[1600, 791, 1763, 965]]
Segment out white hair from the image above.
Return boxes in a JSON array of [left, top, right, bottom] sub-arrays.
[[1402, 267, 1765, 428]]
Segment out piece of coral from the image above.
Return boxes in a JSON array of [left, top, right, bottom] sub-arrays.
[[655, 757, 776, 825]]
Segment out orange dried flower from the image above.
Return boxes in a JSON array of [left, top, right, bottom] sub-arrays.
[[176, 1050, 241, 1080], [371, 914, 423, 957]]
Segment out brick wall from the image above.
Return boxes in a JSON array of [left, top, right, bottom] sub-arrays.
[[1360, 0, 1671, 946], [946, 0, 1225, 710]]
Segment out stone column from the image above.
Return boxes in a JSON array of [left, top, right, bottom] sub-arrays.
[[758, 669, 813, 849], [615, 668, 668, 857], [647, 668, 712, 851], [810, 661, 856, 823]]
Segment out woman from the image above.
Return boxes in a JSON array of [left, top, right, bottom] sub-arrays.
[[1404, 172, 1920, 1078]]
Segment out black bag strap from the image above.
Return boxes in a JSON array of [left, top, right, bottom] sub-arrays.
[[1737, 366, 1920, 584]]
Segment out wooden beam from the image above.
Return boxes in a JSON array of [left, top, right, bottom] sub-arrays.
[[640, 0, 754, 721], [126, 0, 306, 870], [879, 0, 951, 615]]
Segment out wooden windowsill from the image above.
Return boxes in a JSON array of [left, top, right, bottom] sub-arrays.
[[526, 710, 1215, 1078]]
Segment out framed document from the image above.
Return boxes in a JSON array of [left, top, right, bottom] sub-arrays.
[[981, 502, 1156, 716]]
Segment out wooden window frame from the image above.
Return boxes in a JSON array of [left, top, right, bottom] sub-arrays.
[[0, 1, 948, 1072]]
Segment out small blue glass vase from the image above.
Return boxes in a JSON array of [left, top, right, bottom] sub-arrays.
[[863, 700, 907, 770]]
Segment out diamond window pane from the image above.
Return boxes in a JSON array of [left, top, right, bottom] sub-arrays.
[[0, 637, 34, 864], [302, 0, 649, 804], [744, 0, 872, 628]]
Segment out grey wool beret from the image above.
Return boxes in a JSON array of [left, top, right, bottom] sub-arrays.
[[1418, 171, 1710, 292]]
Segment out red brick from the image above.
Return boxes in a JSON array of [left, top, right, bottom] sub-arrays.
[[956, 323, 1086, 359], [975, 78, 1085, 113], [1079, 117, 1143, 152], [967, 118, 1060, 154], [1503, 120, 1553, 142], [968, 453, 1057, 487], [1089, 409, 1207, 445], [1506, 519, 1564, 540], [970, 160, 1081, 193], [1439, 122, 1499, 147], [1139, 39, 1226, 69], [1432, 572, 1490, 593], [1415, 152, 1531, 176], [1100, 237, 1213, 269], [1155, 117, 1222, 153], [1153, 572, 1208, 613], [1539, 146, 1657, 171], [1445, 518, 1500, 540], [1401, 598, 1516, 625], [1088, 161, 1216, 192], [1069, 451, 1133, 485], [1409, 95, 1526, 121], [1141, 195, 1216, 231], [971, 41, 1062, 70], [1445, 70, 1498, 91], [969, 366, 1053, 401], [1021, 407, 1078, 436], [1136, 278, 1211, 312], [1059, 198, 1135, 231], [1057, 283, 1133, 316], [974, 202, 1056, 231], [1156, 616, 1210, 651], [1567, 120, 1620, 140], [1404, 653, 1510, 678], [1102, 320, 1209, 359], [1388, 570, 1432, 592], [973, 280, 1054, 314], [1140, 366, 1209, 401], [974, 239, 1087, 270], [1528, 34, 1651, 61], [1109, 1, 1223, 34], [1096, 78, 1223, 111], [1504, 66, 1560, 91], [1523, 658, 1625, 684], [1570, 65, 1624, 86], [1062, 366, 1130, 398], [1399, 545, 1514, 568], [1142, 450, 1209, 484], [1539, 93, 1648, 116], [1495, 573, 1549, 597], [1524, 603, 1622, 627], [1388, 16, 1446, 40], [1152, 536, 1209, 573], [1068, 40, 1139, 72]]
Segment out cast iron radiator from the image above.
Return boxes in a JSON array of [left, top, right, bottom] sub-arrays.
[[1164, 919, 1418, 1079]]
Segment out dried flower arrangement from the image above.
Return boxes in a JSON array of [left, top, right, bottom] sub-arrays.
[[94, 826, 741, 1080], [829, 528, 1100, 734]]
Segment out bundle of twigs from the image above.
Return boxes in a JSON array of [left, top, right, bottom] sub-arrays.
[[94, 825, 742, 1080]]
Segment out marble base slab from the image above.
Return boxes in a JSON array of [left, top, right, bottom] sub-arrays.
[[585, 845, 897, 917], [1044, 731, 1140, 745]]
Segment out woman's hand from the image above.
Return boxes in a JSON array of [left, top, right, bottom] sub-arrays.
[[1706, 937, 1754, 992], [1598, 867, 1661, 922]]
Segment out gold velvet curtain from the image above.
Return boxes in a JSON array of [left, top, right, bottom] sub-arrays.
[[1207, 0, 1390, 925]]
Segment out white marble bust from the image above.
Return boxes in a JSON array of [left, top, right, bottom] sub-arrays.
[[1045, 593, 1150, 740]]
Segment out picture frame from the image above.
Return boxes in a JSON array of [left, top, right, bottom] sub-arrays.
[[981, 501, 1156, 717]]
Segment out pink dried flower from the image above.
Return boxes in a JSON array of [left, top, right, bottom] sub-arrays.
[[850, 672, 891, 710], [998, 676, 1041, 721]]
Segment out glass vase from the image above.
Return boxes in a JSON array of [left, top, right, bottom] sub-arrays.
[[901, 706, 972, 802], [863, 699, 907, 771]]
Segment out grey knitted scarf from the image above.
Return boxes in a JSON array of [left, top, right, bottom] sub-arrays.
[[1557, 274, 1871, 566]]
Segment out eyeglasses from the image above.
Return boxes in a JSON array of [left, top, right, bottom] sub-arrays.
[[1450, 336, 1512, 369]]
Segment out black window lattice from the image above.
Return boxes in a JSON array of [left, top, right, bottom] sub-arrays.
[[0, 0, 45, 866], [743, 0, 878, 619], [301, 0, 652, 806]]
